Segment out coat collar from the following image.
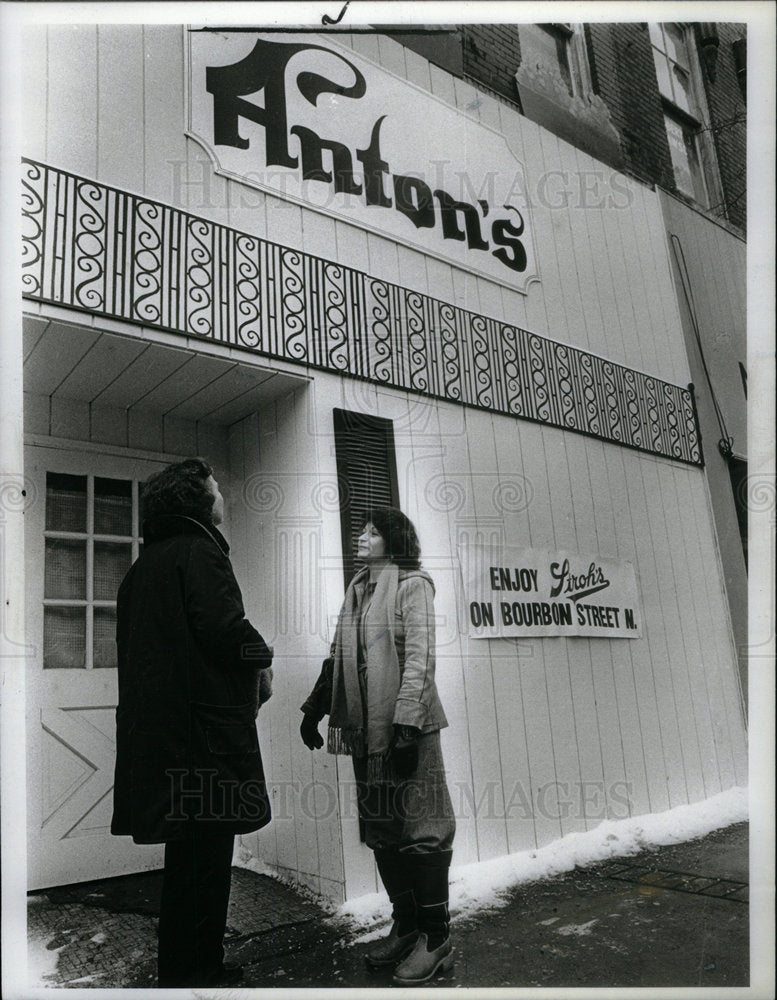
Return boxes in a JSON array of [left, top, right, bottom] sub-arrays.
[[351, 563, 435, 596], [142, 514, 230, 555]]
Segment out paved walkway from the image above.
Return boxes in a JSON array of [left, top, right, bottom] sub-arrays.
[[27, 822, 751, 991]]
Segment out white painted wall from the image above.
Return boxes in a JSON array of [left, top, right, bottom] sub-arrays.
[[658, 191, 748, 693], [223, 370, 747, 901]]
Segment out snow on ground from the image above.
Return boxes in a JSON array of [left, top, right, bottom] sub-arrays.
[[337, 785, 748, 933], [27, 926, 65, 988]]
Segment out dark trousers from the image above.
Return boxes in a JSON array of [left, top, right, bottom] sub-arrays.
[[352, 731, 456, 853], [157, 830, 235, 987]]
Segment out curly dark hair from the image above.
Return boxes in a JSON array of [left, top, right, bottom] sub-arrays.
[[363, 506, 421, 570], [141, 458, 215, 524]]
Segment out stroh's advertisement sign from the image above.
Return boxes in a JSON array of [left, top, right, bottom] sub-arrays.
[[460, 543, 642, 639], [187, 31, 538, 290]]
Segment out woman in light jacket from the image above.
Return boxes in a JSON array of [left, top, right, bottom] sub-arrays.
[[300, 506, 456, 986]]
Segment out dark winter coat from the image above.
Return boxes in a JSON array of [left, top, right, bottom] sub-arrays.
[[111, 514, 273, 844]]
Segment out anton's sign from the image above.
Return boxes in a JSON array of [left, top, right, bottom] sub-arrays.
[[459, 543, 642, 639], [187, 31, 538, 291]]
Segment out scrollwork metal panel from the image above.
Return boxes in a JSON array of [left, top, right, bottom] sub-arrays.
[[21, 160, 702, 466]]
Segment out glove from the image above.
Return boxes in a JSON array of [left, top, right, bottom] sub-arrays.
[[257, 667, 273, 707], [390, 725, 422, 778], [300, 713, 324, 750]]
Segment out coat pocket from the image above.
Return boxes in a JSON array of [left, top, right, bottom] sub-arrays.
[[191, 701, 259, 757], [187, 701, 269, 830]]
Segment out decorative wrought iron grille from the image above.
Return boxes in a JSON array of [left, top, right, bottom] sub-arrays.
[[21, 159, 702, 466]]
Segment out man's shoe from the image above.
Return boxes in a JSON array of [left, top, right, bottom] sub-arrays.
[[392, 933, 454, 985], [205, 963, 244, 986], [364, 922, 420, 969]]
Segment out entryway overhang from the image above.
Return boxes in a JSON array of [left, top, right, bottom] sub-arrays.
[[23, 309, 309, 427]]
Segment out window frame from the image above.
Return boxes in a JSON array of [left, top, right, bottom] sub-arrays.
[[661, 101, 710, 207], [43, 472, 142, 670], [518, 23, 594, 99], [649, 21, 724, 210]]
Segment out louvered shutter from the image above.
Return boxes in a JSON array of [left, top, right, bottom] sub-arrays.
[[333, 408, 400, 588]]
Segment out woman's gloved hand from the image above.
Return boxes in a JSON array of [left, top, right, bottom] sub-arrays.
[[391, 725, 422, 778], [300, 713, 324, 750]]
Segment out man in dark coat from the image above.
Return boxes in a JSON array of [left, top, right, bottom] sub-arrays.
[[111, 458, 273, 988]]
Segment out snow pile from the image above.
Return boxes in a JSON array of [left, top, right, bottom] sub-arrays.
[[27, 917, 65, 988], [233, 839, 342, 914], [338, 785, 748, 930], [233, 838, 276, 877]]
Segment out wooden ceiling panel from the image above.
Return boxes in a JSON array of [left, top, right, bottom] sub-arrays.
[[134, 353, 236, 414], [23, 315, 308, 425], [92, 342, 193, 409], [23, 322, 100, 396], [167, 365, 276, 421], [23, 316, 50, 360], [54, 334, 148, 401]]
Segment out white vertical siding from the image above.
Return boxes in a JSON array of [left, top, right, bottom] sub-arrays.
[[491, 420, 557, 850], [458, 409, 511, 859], [228, 383, 354, 901], [142, 27, 188, 205], [45, 25, 98, 178], [97, 26, 146, 193], [22, 27, 49, 163], [585, 441, 652, 818], [657, 192, 747, 703], [601, 444, 670, 814]]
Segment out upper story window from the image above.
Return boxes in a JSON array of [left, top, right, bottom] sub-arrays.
[[513, 23, 622, 170], [518, 23, 591, 98], [650, 22, 698, 113], [649, 23, 719, 208]]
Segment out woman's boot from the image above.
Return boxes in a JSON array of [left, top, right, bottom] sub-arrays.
[[392, 851, 454, 985], [364, 849, 419, 969]]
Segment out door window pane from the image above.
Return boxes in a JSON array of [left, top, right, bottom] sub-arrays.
[[44, 539, 87, 600], [93, 608, 118, 668], [44, 606, 86, 668], [94, 478, 133, 535], [46, 473, 87, 532], [93, 541, 132, 600], [43, 469, 142, 669]]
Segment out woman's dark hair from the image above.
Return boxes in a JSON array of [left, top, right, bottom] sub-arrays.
[[364, 506, 421, 570], [141, 458, 215, 524]]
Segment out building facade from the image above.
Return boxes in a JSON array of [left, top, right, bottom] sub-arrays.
[[399, 20, 749, 687], [18, 22, 747, 901]]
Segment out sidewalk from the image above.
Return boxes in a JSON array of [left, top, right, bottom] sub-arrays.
[[27, 821, 749, 991]]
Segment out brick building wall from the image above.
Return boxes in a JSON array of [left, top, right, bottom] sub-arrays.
[[395, 22, 746, 233], [699, 23, 747, 231], [584, 23, 676, 189], [461, 24, 522, 103]]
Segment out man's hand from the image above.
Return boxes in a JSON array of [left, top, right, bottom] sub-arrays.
[[300, 714, 324, 750]]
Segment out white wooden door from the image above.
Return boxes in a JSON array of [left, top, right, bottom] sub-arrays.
[[25, 446, 171, 889]]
